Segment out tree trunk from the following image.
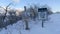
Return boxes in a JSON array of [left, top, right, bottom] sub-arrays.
[[24, 19, 29, 30]]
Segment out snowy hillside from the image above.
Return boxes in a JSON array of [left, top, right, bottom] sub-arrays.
[[0, 13, 60, 34]]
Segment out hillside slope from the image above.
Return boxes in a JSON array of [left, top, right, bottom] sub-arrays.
[[0, 13, 60, 34]]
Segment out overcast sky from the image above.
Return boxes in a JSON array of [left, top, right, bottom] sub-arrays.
[[0, 0, 60, 12]]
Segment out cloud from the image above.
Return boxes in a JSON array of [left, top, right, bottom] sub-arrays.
[[11, 0, 20, 3]]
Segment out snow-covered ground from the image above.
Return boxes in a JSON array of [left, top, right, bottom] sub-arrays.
[[0, 13, 60, 34]]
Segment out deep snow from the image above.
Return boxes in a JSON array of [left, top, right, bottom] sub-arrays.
[[0, 13, 60, 34]]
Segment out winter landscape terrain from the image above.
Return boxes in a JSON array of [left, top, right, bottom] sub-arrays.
[[0, 0, 60, 34], [0, 13, 60, 34]]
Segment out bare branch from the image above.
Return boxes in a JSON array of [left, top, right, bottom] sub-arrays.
[[0, 6, 6, 10], [3, 3, 12, 21]]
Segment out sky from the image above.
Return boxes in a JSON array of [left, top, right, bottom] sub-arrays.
[[0, 0, 60, 12]]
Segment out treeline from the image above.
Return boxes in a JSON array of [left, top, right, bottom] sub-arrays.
[[0, 4, 53, 30]]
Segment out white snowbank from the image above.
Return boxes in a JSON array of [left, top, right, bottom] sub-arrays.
[[0, 13, 60, 34]]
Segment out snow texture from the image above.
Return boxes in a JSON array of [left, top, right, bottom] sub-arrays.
[[0, 13, 60, 34]]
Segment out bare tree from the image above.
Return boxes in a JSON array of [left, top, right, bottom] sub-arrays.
[[29, 5, 38, 21], [0, 3, 13, 29], [3, 3, 12, 21], [23, 6, 30, 30], [0, 3, 12, 22]]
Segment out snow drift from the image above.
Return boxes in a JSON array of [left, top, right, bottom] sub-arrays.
[[0, 13, 60, 34]]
